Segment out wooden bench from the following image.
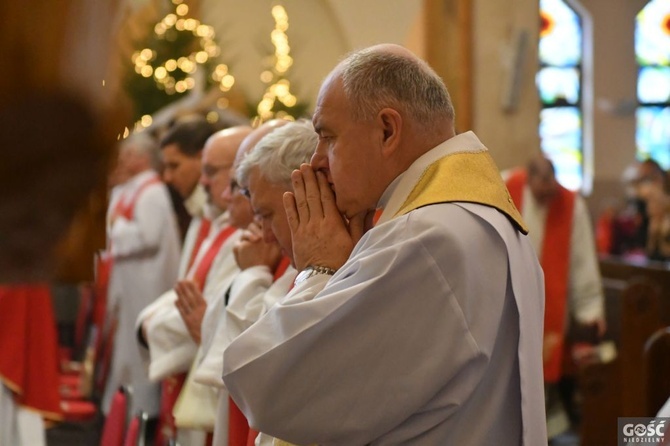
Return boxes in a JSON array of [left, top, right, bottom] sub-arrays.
[[579, 275, 663, 446], [644, 326, 670, 416]]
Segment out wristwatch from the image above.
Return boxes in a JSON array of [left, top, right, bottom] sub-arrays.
[[294, 265, 337, 286]]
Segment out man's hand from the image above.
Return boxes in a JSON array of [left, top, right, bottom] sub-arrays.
[[233, 222, 282, 271], [283, 164, 370, 271], [174, 280, 206, 344]]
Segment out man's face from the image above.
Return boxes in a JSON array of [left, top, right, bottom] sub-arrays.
[[528, 166, 559, 206], [221, 167, 254, 229], [161, 143, 202, 199], [311, 77, 381, 219], [200, 143, 235, 211], [248, 167, 293, 263]]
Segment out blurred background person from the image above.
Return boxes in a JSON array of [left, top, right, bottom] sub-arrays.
[[505, 154, 605, 440], [102, 131, 182, 419]]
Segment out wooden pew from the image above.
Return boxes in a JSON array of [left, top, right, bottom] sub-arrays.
[[619, 278, 663, 416], [579, 276, 663, 446], [644, 326, 670, 416]]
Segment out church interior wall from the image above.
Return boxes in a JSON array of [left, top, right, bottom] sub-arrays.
[[198, 0, 644, 219]]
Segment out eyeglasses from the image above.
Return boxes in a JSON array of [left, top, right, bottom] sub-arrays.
[[230, 179, 250, 198]]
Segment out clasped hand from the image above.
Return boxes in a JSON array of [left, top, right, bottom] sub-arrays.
[[233, 222, 282, 271], [174, 279, 206, 344], [282, 164, 371, 271]]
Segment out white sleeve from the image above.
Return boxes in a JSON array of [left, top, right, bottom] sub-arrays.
[[194, 267, 297, 388], [569, 196, 605, 324], [224, 266, 274, 340], [144, 293, 197, 381], [192, 292, 228, 388]]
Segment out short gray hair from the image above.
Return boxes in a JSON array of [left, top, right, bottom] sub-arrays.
[[237, 119, 317, 189], [338, 48, 455, 128], [121, 131, 160, 169]]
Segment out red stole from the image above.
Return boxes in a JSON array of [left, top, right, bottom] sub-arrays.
[[506, 169, 575, 383], [372, 208, 383, 226], [156, 373, 187, 446], [187, 219, 212, 273], [157, 223, 237, 445], [189, 225, 237, 289], [272, 257, 291, 282], [0, 284, 63, 420], [228, 256, 293, 446], [111, 174, 161, 222]]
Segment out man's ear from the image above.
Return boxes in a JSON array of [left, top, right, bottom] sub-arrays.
[[378, 108, 402, 157]]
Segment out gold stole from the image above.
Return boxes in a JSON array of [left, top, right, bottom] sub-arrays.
[[394, 149, 527, 234]]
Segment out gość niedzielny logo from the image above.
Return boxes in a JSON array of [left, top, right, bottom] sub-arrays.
[[620, 418, 667, 444]]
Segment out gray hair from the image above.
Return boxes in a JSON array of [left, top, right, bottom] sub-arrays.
[[237, 119, 317, 189], [338, 48, 455, 129], [121, 131, 160, 170]]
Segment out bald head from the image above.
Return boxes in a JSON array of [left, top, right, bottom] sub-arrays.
[[527, 154, 559, 206], [201, 125, 253, 211], [205, 126, 254, 162], [235, 119, 290, 168], [324, 43, 455, 136]]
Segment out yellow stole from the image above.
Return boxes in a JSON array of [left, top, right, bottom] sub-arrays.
[[394, 149, 528, 234]]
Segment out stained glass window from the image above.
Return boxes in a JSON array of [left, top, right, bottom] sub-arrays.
[[636, 0, 670, 168], [538, 0, 583, 191]]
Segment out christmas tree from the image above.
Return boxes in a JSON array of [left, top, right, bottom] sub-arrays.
[[252, 4, 309, 124], [124, 0, 235, 125]]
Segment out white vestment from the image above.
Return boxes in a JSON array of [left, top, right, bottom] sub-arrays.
[[102, 170, 182, 416], [142, 211, 241, 381], [194, 266, 297, 446], [195, 265, 298, 389], [173, 224, 243, 440], [519, 186, 605, 324], [140, 210, 241, 446], [223, 132, 547, 445], [0, 385, 45, 446], [134, 185, 207, 365]]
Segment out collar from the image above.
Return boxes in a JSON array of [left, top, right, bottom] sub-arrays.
[[376, 131, 485, 225], [184, 183, 208, 218]]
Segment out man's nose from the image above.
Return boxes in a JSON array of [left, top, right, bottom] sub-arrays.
[[310, 145, 328, 171]]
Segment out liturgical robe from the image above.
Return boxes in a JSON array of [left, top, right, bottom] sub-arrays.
[[102, 170, 181, 416], [222, 131, 547, 445]]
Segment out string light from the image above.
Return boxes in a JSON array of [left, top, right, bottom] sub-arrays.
[[128, 0, 235, 132], [131, 0, 233, 98], [255, 4, 302, 123]]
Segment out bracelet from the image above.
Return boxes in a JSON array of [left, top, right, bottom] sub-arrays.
[[294, 265, 337, 286]]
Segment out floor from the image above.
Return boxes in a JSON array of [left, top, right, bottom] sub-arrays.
[[46, 414, 103, 446], [47, 419, 580, 446], [551, 429, 581, 446]]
